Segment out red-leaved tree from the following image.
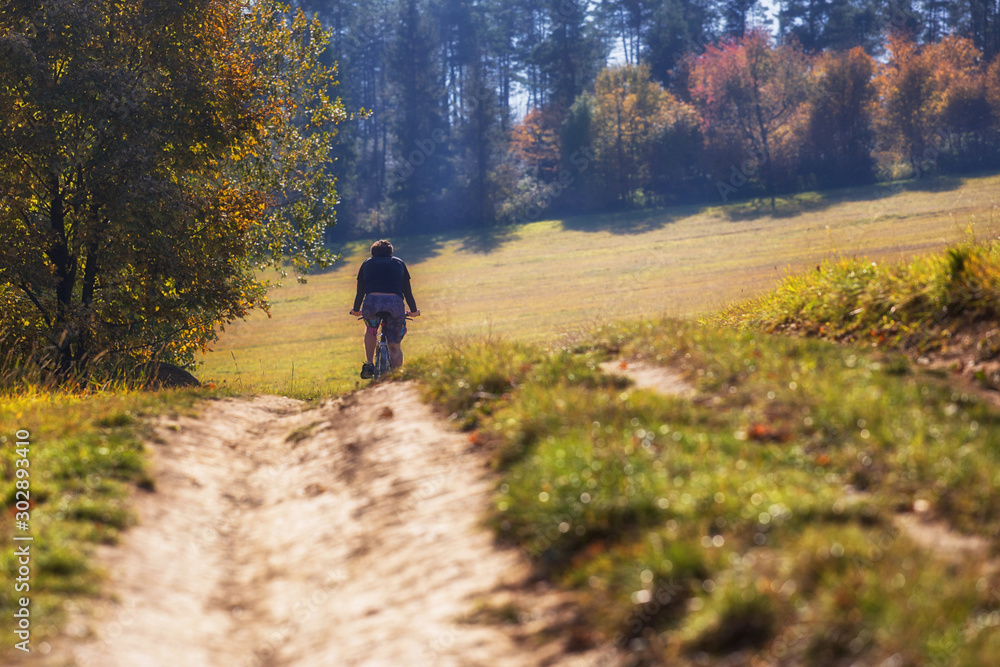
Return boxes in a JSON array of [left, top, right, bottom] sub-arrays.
[[689, 30, 812, 209]]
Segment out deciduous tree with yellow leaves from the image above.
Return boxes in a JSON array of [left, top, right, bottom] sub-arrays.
[[0, 0, 345, 378], [590, 63, 699, 207]]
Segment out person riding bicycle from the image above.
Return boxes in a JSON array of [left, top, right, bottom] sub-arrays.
[[349, 239, 420, 379]]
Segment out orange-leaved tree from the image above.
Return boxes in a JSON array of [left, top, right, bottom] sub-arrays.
[[509, 106, 563, 180], [0, 0, 345, 377], [875, 33, 997, 174], [689, 30, 812, 209], [804, 47, 878, 186], [924, 36, 996, 168]]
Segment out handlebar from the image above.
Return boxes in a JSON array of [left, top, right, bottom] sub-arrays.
[[351, 311, 421, 319]]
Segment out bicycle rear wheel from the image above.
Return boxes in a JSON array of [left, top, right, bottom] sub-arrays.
[[374, 339, 392, 378]]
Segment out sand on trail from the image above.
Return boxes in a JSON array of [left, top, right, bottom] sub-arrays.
[[36, 383, 616, 667]]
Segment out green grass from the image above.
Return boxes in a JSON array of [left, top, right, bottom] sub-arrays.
[[712, 235, 1000, 355], [197, 172, 1000, 396], [0, 386, 218, 659], [406, 316, 1000, 664]]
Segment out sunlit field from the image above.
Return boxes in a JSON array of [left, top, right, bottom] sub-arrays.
[[198, 173, 1000, 395]]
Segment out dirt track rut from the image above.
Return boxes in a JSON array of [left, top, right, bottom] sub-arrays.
[[37, 383, 611, 667]]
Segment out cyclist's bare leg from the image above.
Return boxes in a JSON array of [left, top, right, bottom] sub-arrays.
[[388, 343, 403, 368], [364, 328, 377, 363]]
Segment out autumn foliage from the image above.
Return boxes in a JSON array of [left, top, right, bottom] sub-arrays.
[[689, 30, 811, 207], [877, 34, 998, 173], [510, 29, 1000, 211], [586, 64, 700, 206], [509, 107, 563, 180], [0, 1, 343, 378]]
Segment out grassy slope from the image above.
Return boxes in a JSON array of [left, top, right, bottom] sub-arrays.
[[408, 309, 1000, 665], [198, 173, 1000, 396]]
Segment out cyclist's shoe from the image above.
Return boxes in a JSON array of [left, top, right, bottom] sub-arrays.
[[360, 362, 375, 379]]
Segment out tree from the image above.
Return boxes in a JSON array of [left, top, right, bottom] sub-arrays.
[[558, 93, 601, 211], [947, 1, 1000, 60], [533, 0, 608, 111], [510, 107, 563, 179], [873, 33, 935, 168], [591, 64, 700, 206], [923, 36, 997, 168], [386, 0, 447, 231], [873, 33, 999, 173], [989, 54, 1000, 130], [804, 47, 878, 186], [689, 30, 812, 208], [0, 0, 344, 374], [599, 0, 655, 66], [877, 0, 923, 44], [778, 0, 881, 53], [721, 0, 759, 37], [644, 0, 718, 88]]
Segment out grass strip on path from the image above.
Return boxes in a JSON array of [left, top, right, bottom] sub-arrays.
[[1, 387, 212, 659]]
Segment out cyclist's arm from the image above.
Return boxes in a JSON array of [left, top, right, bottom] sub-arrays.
[[402, 265, 417, 313], [352, 264, 366, 312]]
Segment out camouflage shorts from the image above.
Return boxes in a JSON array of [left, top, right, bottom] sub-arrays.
[[361, 293, 407, 344]]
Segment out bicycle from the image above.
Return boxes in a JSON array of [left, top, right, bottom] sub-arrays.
[[357, 311, 417, 380], [370, 310, 394, 379]]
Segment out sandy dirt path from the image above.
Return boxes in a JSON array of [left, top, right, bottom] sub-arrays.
[[34, 383, 614, 667]]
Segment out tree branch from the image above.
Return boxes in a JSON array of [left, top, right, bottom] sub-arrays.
[[17, 282, 54, 330]]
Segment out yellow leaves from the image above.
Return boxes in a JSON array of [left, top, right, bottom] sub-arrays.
[[592, 64, 689, 168]]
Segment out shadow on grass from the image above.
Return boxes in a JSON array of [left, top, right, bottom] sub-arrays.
[[559, 205, 697, 234], [313, 173, 978, 270], [719, 191, 839, 222], [321, 223, 522, 265], [459, 225, 518, 254], [902, 175, 964, 193], [716, 174, 965, 222], [314, 233, 450, 273]]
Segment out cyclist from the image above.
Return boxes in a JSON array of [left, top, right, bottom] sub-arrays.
[[348, 239, 420, 378]]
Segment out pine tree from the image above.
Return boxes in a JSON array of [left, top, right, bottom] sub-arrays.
[[387, 0, 447, 230], [948, 0, 1000, 59], [721, 0, 759, 37], [779, 0, 882, 52], [532, 0, 608, 111], [644, 0, 717, 87]]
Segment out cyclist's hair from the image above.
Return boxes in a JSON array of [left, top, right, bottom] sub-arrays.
[[371, 239, 393, 257]]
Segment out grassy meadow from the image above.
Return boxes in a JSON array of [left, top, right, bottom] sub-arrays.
[[197, 173, 1000, 396]]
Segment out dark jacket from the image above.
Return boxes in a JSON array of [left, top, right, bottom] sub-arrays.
[[353, 256, 417, 312]]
